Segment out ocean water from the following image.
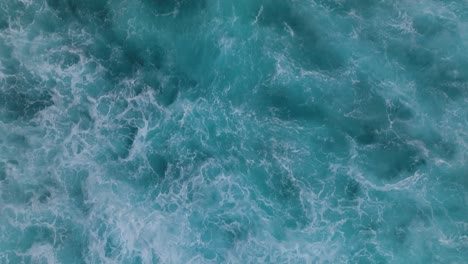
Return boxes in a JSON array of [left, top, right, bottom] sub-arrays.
[[0, 0, 467, 263]]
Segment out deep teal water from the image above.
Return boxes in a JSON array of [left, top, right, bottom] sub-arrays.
[[0, 0, 467, 263]]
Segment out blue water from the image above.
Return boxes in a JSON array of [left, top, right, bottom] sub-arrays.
[[1, 0, 467, 263]]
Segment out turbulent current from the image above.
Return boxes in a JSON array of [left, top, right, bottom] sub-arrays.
[[0, 0, 467, 263]]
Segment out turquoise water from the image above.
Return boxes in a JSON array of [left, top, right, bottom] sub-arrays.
[[0, 0, 467, 263]]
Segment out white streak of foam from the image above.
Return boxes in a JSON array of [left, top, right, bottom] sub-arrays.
[[251, 5, 263, 26]]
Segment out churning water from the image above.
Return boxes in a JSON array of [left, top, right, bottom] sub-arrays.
[[0, 0, 467, 263]]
